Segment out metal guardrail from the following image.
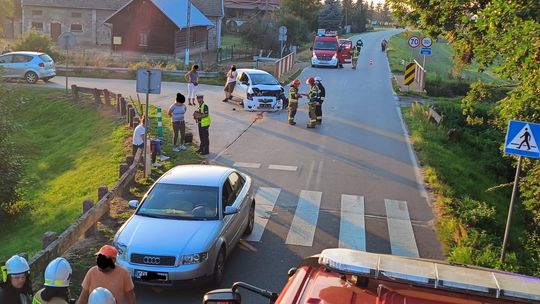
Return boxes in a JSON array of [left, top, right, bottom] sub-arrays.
[[414, 59, 426, 92], [56, 65, 219, 78]]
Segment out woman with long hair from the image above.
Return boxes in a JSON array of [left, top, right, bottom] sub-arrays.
[[0, 255, 33, 304]]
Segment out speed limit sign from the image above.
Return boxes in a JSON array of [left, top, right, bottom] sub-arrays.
[[421, 37, 432, 47], [408, 36, 420, 48]]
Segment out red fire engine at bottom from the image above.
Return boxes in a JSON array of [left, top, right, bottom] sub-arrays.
[[203, 248, 540, 304]]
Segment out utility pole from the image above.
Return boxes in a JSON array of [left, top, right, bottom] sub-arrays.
[[185, 0, 191, 66]]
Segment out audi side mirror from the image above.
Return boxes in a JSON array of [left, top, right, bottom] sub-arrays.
[[224, 206, 239, 215], [128, 200, 139, 208], [203, 288, 241, 304]]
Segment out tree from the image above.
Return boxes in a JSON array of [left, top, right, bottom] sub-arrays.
[[277, 13, 311, 46], [349, 0, 367, 32], [278, 0, 322, 32], [342, 0, 353, 27], [318, 0, 343, 31], [0, 0, 14, 35], [239, 15, 279, 51], [387, 0, 540, 270]]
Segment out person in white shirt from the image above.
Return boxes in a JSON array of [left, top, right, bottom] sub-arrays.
[[132, 116, 146, 156], [222, 65, 237, 102]]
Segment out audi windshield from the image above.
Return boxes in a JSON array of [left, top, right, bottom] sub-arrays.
[[136, 184, 219, 220]]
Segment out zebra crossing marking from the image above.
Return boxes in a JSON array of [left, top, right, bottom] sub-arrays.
[[268, 164, 298, 172], [233, 162, 261, 169], [339, 194, 366, 251], [385, 199, 419, 257], [244, 187, 281, 242], [285, 190, 322, 247]]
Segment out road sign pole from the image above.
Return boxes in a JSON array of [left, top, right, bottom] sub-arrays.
[[500, 155, 523, 263], [65, 47, 69, 96], [143, 70, 151, 177]]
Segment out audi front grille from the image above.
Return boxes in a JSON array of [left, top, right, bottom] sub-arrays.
[[130, 253, 176, 266]]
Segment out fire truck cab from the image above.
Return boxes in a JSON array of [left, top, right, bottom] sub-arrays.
[[311, 29, 343, 68], [203, 248, 540, 304]]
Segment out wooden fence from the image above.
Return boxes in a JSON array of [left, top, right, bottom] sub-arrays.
[[274, 51, 296, 80], [28, 85, 142, 284]]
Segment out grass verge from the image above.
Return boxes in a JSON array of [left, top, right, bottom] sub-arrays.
[[0, 87, 131, 262], [403, 99, 529, 271]]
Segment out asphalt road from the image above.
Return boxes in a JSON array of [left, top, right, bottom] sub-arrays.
[[38, 29, 444, 303]]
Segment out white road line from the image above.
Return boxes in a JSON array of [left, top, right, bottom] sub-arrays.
[[268, 164, 298, 172], [385, 199, 419, 257], [339, 194, 366, 251], [285, 190, 322, 247], [244, 187, 281, 242], [233, 162, 261, 169]]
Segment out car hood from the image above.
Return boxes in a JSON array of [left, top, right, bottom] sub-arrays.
[[313, 50, 337, 56], [116, 215, 221, 256], [249, 84, 282, 93]]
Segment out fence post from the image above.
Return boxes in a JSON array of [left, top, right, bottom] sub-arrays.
[[120, 97, 127, 116], [119, 163, 129, 177], [93, 89, 101, 104], [116, 94, 122, 113], [98, 186, 109, 218], [71, 85, 79, 100], [127, 105, 135, 126], [126, 155, 134, 166], [42, 232, 58, 249], [103, 89, 111, 105], [82, 199, 96, 237]]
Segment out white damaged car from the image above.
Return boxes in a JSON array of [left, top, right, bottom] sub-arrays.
[[232, 69, 288, 111]]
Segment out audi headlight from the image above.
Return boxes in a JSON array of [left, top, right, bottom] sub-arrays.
[[180, 252, 208, 265], [114, 242, 128, 261]]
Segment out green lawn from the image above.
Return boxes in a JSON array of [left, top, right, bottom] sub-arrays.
[[0, 88, 131, 262], [221, 33, 248, 47], [387, 32, 507, 84]]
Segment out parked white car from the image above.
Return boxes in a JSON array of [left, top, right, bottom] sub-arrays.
[[113, 165, 255, 286], [232, 69, 288, 111], [0, 51, 56, 83]]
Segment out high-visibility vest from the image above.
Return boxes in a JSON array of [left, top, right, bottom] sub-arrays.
[[352, 48, 359, 59], [308, 84, 319, 103], [33, 289, 68, 304], [289, 86, 300, 102], [199, 103, 211, 127]]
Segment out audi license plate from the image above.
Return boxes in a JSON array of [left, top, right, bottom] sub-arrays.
[[135, 269, 168, 281]]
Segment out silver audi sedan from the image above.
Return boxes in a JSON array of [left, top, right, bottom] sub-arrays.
[[113, 165, 255, 286]]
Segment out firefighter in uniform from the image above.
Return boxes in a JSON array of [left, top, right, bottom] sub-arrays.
[[288, 79, 302, 125], [351, 46, 359, 69], [194, 94, 211, 155], [33, 257, 72, 304], [314, 76, 325, 124], [306, 77, 319, 128]]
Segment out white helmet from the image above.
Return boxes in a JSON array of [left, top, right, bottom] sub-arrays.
[[89, 287, 116, 304], [6, 255, 29, 275], [314, 76, 322, 82], [44, 257, 72, 287]]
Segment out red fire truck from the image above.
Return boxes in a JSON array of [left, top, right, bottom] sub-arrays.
[[203, 248, 540, 304], [311, 30, 349, 68]]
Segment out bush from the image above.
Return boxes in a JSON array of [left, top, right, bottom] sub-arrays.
[[12, 30, 60, 60], [425, 77, 470, 97]]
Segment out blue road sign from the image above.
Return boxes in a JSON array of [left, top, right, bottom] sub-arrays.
[[420, 47, 432, 55], [504, 120, 540, 158]]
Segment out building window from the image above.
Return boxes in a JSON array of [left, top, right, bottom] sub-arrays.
[[139, 32, 148, 46], [31, 22, 43, 31], [71, 12, 82, 18], [70, 24, 83, 32], [32, 10, 42, 16]]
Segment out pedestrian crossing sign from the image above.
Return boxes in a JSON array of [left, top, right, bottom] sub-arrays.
[[504, 120, 540, 158]]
